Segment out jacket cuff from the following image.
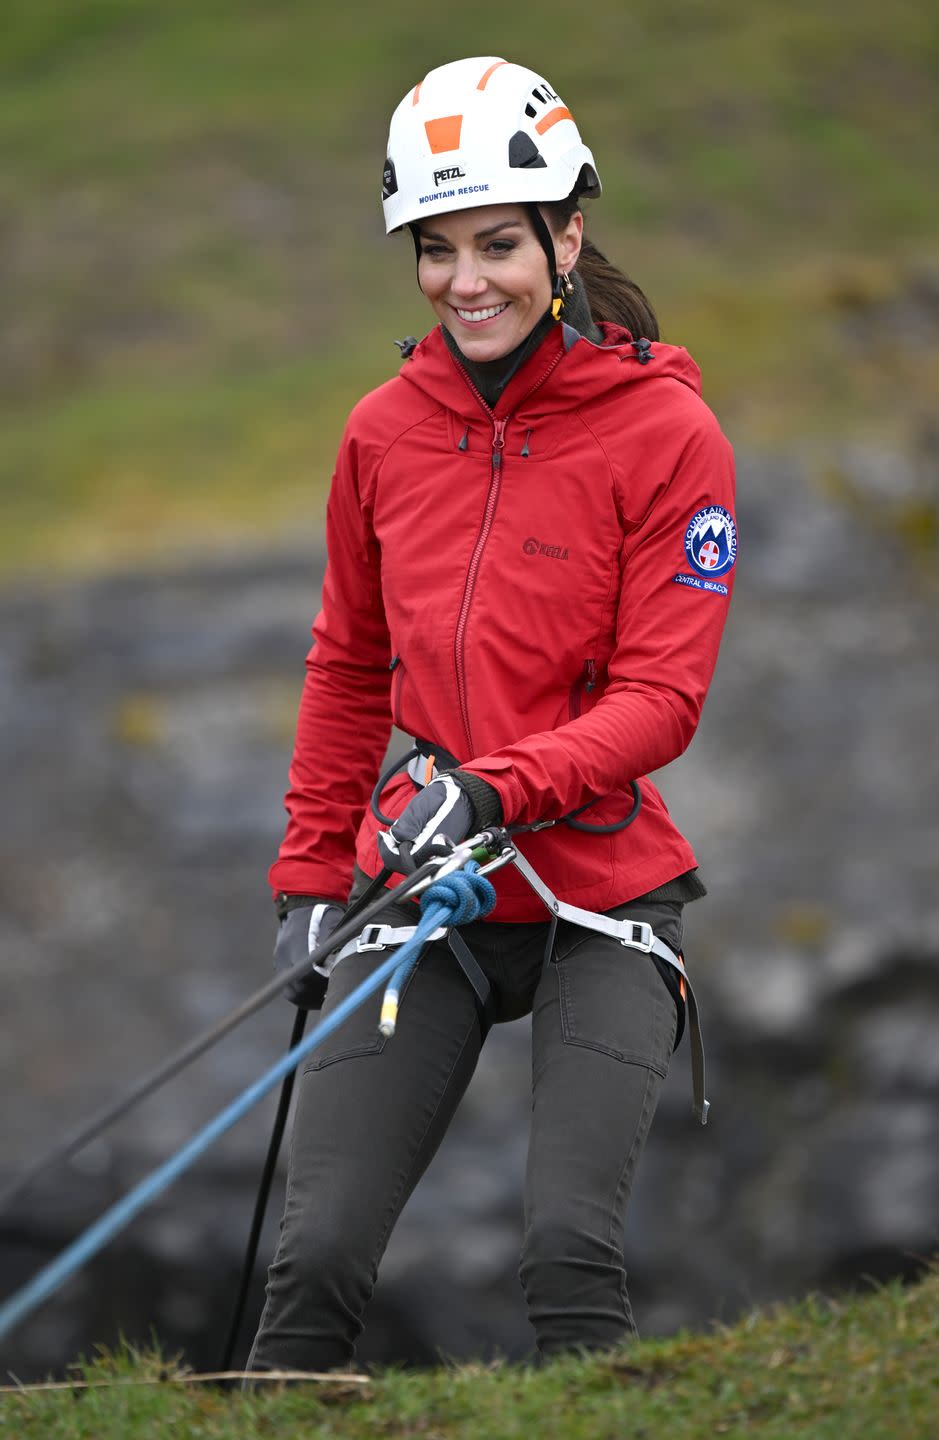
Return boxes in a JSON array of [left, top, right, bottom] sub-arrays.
[[274, 892, 341, 920], [451, 769, 504, 829]]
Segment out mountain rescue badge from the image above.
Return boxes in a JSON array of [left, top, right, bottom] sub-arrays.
[[673, 505, 737, 595]]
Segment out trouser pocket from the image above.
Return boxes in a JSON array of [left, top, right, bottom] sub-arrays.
[[304, 920, 419, 1071], [550, 902, 683, 1077]]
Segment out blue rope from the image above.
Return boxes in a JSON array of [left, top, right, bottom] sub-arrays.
[[0, 868, 494, 1344], [386, 865, 496, 997], [423, 866, 496, 925]]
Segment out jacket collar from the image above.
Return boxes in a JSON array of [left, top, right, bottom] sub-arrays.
[[399, 320, 703, 422]]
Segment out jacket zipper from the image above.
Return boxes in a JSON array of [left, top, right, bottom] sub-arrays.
[[568, 659, 597, 720], [454, 415, 506, 754], [452, 348, 566, 755]]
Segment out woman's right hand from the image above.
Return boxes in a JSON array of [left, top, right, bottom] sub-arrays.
[[376, 774, 475, 874]]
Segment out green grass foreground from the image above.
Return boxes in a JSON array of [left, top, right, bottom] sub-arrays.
[[3, 1269, 937, 1439]]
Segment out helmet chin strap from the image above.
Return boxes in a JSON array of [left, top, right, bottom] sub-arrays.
[[408, 223, 424, 287], [526, 204, 564, 319]]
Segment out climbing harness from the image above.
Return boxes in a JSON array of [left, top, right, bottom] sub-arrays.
[[349, 831, 709, 1124], [370, 737, 706, 1118]]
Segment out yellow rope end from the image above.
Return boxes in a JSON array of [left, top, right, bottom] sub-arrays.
[[379, 992, 399, 1037]]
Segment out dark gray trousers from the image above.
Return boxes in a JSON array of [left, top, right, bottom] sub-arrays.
[[247, 891, 682, 1370]]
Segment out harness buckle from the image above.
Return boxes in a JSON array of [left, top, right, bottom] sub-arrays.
[[356, 924, 388, 952], [620, 921, 654, 952]]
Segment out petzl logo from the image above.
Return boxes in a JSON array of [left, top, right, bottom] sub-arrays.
[[523, 536, 569, 560], [683, 506, 737, 579], [434, 166, 466, 186]]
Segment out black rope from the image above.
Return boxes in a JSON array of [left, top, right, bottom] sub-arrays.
[[0, 866, 422, 1214], [563, 778, 642, 833], [218, 866, 394, 1369], [217, 1007, 305, 1372], [370, 746, 419, 824]]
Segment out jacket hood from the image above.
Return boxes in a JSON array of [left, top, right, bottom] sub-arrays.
[[397, 320, 703, 420]]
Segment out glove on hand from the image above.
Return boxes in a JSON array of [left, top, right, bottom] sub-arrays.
[[376, 773, 474, 875], [273, 899, 345, 1010]]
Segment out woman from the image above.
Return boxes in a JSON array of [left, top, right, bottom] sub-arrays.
[[249, 56, 736, 1371]]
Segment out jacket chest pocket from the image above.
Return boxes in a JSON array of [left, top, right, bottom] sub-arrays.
[[568, 659, 599, 720], [387, 653, 438, 742], [389, 654, 405, 722]]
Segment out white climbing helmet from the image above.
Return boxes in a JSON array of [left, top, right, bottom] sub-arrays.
[[381, 57, 601, 233]]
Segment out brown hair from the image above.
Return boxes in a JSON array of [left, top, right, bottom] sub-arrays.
[[543, 195, 659, 342]]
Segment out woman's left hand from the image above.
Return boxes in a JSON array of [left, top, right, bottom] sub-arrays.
[[376, 774, 474, 874]]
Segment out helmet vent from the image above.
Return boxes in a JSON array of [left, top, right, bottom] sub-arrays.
[[508, 130, 547, 170]]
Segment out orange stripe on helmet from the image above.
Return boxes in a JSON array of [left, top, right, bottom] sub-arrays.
[[424, 114, 464, 154], [412, 81, 423, 106], [535, 106, 574, 135], [477, 60, 507, 90]]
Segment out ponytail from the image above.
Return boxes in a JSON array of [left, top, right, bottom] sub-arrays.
[[542, 195, 659, 341], [575, 236, 659, 341]]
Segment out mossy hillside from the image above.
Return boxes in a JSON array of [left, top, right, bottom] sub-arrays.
[[2, 0, 938, 575], [3, 1268, 937, 1439]]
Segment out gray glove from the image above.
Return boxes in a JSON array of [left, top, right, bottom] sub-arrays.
[[376, 774, 474, 875], [273, 897, 345, 1009]]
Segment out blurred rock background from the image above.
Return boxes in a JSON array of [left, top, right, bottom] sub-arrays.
[[1, 0, 937, 1380]]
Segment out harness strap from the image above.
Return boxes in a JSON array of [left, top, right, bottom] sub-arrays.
[[510, 850, 709, 1125], [332, 922, 493, 1037], [357, 922, 447, 950], [447, 930, 494, 1039]]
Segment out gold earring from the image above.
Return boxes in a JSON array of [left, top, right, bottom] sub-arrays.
[[551, 272, 574, 320]]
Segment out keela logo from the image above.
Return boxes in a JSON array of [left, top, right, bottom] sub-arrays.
[[523, 536, 569, 560], [434, 166, 466, 186]]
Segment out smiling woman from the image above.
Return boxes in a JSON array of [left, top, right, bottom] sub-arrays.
[[416, 207, 582, 362], [248, 55, 737, 1377]]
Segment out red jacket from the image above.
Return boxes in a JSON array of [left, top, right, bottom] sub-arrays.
[[271, 321, 736, 921]]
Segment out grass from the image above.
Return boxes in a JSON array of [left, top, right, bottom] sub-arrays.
[[2, 0, 938, 577], [2, 1267, 937, 1438]]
